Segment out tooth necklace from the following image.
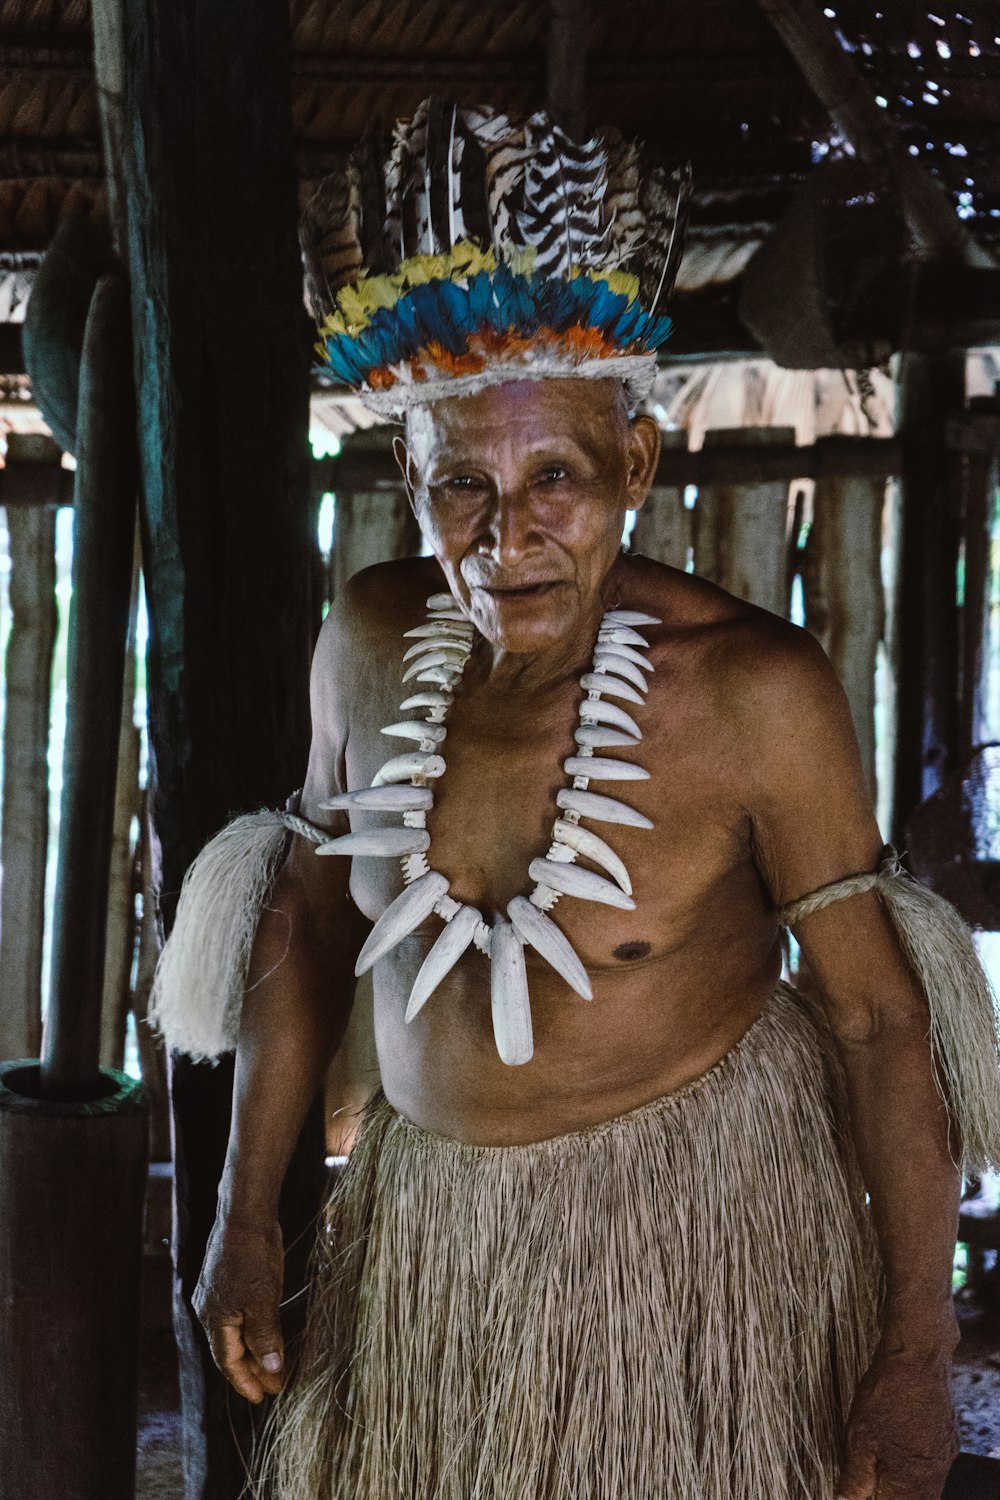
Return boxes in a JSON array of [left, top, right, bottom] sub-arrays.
[[315, 593, 661, 1066]]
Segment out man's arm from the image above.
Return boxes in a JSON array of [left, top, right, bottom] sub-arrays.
[[742, 622, 960, 1500], [193, 600, 371, 1403]]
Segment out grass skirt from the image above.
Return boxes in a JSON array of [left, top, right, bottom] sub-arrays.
[[260, 981, 882, 1500]]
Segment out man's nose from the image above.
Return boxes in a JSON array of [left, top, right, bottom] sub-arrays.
[[483, 491, 536, 565]]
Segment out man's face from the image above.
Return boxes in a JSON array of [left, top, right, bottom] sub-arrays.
[[395, 378, 660, 655]]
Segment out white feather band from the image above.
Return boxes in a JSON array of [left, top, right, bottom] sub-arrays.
[[357, 352, 658, 418], [148, 808, 325, 1064]]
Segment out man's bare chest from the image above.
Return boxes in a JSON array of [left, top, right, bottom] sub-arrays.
[[343, 667, 755, 968]]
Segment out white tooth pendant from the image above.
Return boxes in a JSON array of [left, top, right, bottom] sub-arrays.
[[579, 671, 645, 706], [402, 639, 470, 662], [605, 609, 661, 627], [322, 786, 435, 812], [403, 649, 469, 682], [563, 756, 650, 782], [381, 720, 447, 743], [426, 592, 463, 612], [596, 641, 651, 672], [592, 651, 648, 693], [405, 904, 482, 1021], [372, 752, 446, 786], [508, 895, 592, 999], [574, 725, 640, 750], [416, 665, 463, 688], [579, 698, 642, 738], [317, 828, 431, 857], [597, 625, 649, 648], [490, 919, 534, 1066], [552, 818, 632, 894], [557, 787, 654, 829], [528, 857, 636, 910], [404, 622, 473, 639], [355, 871, 450, 976], [400, 690, 453, 712]]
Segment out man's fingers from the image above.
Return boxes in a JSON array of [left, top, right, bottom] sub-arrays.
[[243, 1308, 285, 1394], [210, 1321, 266, 1404], [835, 1440, 877, 1500]]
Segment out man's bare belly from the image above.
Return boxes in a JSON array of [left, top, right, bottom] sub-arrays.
[[344, 618, 786, 1145], [369, 930, 782, 1146]]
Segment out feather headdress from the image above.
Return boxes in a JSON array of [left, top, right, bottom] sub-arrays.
[[302, 100, 690, 416]]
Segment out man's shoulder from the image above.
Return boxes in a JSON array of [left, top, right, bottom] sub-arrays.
[[307, 557, 448, 733], [629, 555, 843, 732], [316, 556, 445, 658]]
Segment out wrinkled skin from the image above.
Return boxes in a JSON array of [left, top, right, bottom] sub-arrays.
[[195, 377, 960, 1499]]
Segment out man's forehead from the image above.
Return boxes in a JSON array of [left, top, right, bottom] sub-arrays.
[[405, 378, 629, 456]]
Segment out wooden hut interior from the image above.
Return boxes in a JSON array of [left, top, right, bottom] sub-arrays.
[[0, 1, 999, 1496]]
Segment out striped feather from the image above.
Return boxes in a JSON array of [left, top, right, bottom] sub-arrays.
[[299, 160, 364, 319], [399, 102, 433, 259], [638, 160, 692, 313], [516, 114, 608, 276], [464, 106, 528, 257], [352, 119, 391, 275], [424, 97, 468, 253], [453, 114, 491, 250], [603, 129, 646, 269]]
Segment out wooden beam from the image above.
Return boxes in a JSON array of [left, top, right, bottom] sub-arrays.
[[0, 325, 25, 376], [957, 396, 999, 765], [312, 433, 903, 494], [802, 475, 886, 801], [99, 538, 142, 1071], [893, 351, 967, 843], [631, 431, 692, 568], [0, 443, 57, 1060], [90, 0, 128, 254], [756, 0, 994, 269], [694, 427, 795, 614]]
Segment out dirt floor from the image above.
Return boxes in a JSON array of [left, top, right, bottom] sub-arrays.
[[136, 1297, 1000, 1498], [137, 1323, 183, 1500], [953, 1299, 1000, 1459]]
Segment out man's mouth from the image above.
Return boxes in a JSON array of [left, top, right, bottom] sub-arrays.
[[479, 581, 560, 601]]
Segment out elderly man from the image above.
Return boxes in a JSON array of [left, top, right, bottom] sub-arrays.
[[153, 104, 1000, 1500]]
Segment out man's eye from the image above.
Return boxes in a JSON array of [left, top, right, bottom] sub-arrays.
[[539, 465, 568, 483], [447, 476, 480, 490]]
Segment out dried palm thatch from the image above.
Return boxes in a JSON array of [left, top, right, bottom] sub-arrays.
[[258, 984, 882, 1500]]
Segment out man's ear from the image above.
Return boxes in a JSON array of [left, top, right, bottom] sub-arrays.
[[392, 434, 420, 516], [624, 414, 661, 513]]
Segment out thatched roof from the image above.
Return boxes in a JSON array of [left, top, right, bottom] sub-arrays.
[[1, 0, 998, 322]]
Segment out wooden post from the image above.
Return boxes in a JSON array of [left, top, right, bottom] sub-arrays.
[[100, 540, 142, 1070], [121, 2, 324, 1490], [956, 398, 1000, 764], [631, 430, 691, 569], [802, 476, 887, 801], [40, 275, 137, 1098], [132, 797, 171, 1163], [694, 427, 795, 614], [0, 1062, 148, 1500], [893, 352, 966, 843], [329, 485, 421, 600], [0, 439, 58, 1061]]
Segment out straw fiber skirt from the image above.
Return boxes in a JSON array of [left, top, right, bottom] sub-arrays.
[[262, 981, 882, 1500]]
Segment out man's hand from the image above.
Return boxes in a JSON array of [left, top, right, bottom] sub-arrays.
[[193, 1216, 286, 1404], [836, 1341, 959, 1500]]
